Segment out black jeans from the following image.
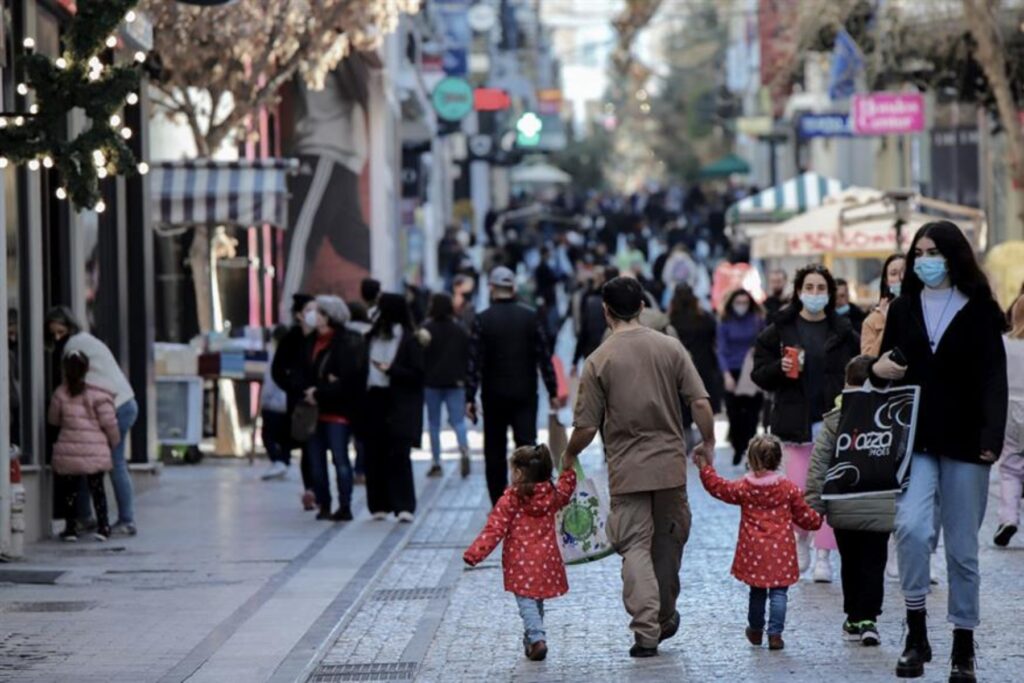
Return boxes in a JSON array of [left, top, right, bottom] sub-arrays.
[[261, 410, 291, 466], [364, 388, 417, 515], [834, 528, 890, 622], [482, 394, 538, 505], [724, 375, 763, 464], [62, 473, 109, 532]]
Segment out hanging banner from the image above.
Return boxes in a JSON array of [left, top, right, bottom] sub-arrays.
[[852, 93, 924, 135]]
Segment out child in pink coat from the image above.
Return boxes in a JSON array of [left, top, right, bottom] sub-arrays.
[[464, 444, 576, 662], [696, 434, 822, 650], [49, 351, 120, 542]]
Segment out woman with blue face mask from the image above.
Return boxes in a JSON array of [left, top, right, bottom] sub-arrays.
[[752, 264, 861, 584], [861, 253, 906, 356], [871, 221, 1007, 683]]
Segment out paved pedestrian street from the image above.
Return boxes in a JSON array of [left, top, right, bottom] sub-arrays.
[[1, 435, 1020, 682]]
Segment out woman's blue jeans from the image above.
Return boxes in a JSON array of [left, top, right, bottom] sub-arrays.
[[748, 586, 788, 635], [424, 387, 469, 466], [111, 399, 138, 525], [307, 422, 354, 509], [895, 452, 989, 628]]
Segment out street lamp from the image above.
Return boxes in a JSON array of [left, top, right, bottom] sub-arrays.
[[885, 189, 915, 250]]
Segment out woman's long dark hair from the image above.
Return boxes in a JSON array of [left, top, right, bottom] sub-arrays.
[[368, 293, 414, 340], [879, 253, 906, 302], [720, 288, 763, 321], [903, 221, 993, 301], [668, 284, 704, 328], [427, 292, 455, 321], [792, 264, 838, 314], [44, 306, 82, 349], [63, 351, 89, 397]]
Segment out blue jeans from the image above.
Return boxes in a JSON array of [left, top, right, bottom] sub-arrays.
[[111, 399, 138, 525], [307, 421, 354, 509], [748, 586, 788, 635], [424, 387, 469, 466], [895, 452, 989, 628], [515, 595, 545, 645]]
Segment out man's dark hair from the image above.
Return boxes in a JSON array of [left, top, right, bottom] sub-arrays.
[[602, 276, 644, 321], [845, 354, 876, 387], [835, 278, 849, 289], [290, 293, 314, 315], [360, 278, 381, 304]]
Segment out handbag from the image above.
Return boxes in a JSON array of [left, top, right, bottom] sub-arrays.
[[822, 385, 920, 500], [556, 461, 615, 565], [290, 402, 319, 443]]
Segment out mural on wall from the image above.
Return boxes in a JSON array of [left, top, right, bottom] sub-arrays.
[[281, 55, 372, 312]]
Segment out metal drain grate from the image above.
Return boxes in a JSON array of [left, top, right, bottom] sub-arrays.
[[0, 601, 96, 613], [371, 587, 451, 602], [0, 569, 65, 585], [308, 662, 417, 682]]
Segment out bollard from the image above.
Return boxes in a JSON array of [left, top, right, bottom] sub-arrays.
[[9, 456, 24, 559]]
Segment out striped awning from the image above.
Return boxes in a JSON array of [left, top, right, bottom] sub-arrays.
[[150, 158, 299, 230], [729, 172, 846, 222]]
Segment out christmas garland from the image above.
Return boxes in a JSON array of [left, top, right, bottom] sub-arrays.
[[0, 0, 146, 211]]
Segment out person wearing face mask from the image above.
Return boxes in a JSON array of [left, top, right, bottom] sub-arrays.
[[271, 293, 319, 510], [871, 221, 1007, 683], [763, 269, 789, 324], [861, 254, 906, 356], [717, 289, 765, 466], [752, 265, 860, 584], [834, 279, 867, 334]]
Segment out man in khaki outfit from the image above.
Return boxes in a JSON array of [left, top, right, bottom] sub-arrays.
[[564, 276, 716, 657]]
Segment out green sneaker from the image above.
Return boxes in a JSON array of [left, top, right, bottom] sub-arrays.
[[843, 620, 862, 641]]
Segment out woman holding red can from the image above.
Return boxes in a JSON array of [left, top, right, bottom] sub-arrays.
[[752, 264, 860, 582]]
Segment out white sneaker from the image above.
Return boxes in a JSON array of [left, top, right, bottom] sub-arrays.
[[796, 534, 811, 573], [812, 550, 833, 583], [261, 462, 287, 480], [371, 512, 389, 521], [397, 511, 415, 523]]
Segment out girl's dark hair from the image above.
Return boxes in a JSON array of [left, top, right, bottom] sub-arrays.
[[903, 221, 993, 302], [792, 264, 838, 314], [44, 306, 82, 347], [63, 351, 89, 397], [510, 444, 554, 499], [721, 288, 762, 321], [347, 300, 370, 324], [427, 292, 455, 321], [845, 354, 877, 387], [879, 253, 906, 302], [746, 434, 783, 473], [669, 283, 703, 326], [369, 293, 414, 340]]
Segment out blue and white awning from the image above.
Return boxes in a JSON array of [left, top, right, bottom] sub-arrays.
[[150, 158, 299, 230], [729, 172, 846, 222]]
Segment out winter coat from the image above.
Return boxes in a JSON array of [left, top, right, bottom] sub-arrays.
[[699, 465, 822, 588], [717, 313, 764, 373], [751, 305, 860, 443], [271, 325, 311, 412], [463, 468, 577, 599], [875, 293, 1007, 464], [804, 406, 895, 533], [300, 327, 369, 428], [860, 307, 887, 357], [670, 310, 723, 413], [378, 329, 427, 448], [48, 385, 120, 476], [423, 318, 470, 388]]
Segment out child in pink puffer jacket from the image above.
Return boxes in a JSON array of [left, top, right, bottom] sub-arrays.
[[49, 351, 120, 542]]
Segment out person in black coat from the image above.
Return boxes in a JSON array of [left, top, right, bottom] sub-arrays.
[[423, 293, 472, 479], [870, 221, 1007, 681], [270, 293, 317, 509], [835, 278, 868, 333], [298, 295, 368, 521], [467, 267, 560, 505], [668, 283, 723, 416], [365, 293, 425, 522], [752, 264, 859, 581]]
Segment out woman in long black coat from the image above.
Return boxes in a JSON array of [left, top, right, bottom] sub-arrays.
[[668, 283, 724, 417], [364, 293, 426, 522]]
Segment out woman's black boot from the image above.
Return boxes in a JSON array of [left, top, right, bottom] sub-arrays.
[[949, 628, 976, 683], [896, 609, 931, 678]]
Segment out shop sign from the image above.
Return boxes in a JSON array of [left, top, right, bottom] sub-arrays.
[[737, 116, 774, 136], [473, 88, 510, 111], [797, 113, 852, 139], [852, 93, 924, 135], [432, 77, 474, 122]]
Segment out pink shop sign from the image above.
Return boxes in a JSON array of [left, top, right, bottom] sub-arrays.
[[852, 93, 924, 135]]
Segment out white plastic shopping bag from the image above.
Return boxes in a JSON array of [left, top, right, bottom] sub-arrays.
[[557, 462, 614, 565]]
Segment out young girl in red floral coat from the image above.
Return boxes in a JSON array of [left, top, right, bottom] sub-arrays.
[[464, 444, 576, 662], [696, 434, 822, 651]]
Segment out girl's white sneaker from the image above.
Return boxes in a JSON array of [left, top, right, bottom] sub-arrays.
[[371, 512, 389, 521], [397, 511, 415, 523]]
